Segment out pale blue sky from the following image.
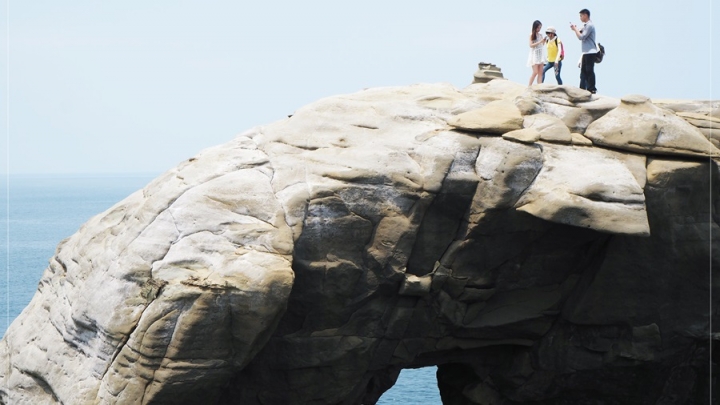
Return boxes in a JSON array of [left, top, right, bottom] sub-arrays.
[[0, 1, 717, 174]]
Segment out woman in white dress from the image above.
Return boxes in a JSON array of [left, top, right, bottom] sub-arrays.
[[527, 20, 546, 86]]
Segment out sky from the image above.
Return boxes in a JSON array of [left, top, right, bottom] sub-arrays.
[[0, 0, 717, 175]]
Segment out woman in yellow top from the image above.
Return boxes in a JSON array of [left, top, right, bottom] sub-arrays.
[[542, 27, 563, 84]]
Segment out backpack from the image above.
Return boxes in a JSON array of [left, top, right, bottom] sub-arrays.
[[555, 38, 564, 61], [595, 43, 605, 63]]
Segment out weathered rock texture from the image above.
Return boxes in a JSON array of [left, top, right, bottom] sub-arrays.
[[472, 62, 505, 84], [1, 81, 718, 405]]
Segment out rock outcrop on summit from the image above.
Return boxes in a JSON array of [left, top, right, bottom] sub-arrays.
[[1, 79, 718, 404]]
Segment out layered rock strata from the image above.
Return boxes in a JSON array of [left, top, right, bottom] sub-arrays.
[[472, 62, 506, 84], [1, 80, 718, 405]]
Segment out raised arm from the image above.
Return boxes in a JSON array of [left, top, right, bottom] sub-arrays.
[[571, 23, 592, 40], [530, 35, 546, 48]]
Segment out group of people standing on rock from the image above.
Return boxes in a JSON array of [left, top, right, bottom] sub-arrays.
[[527, 8, 597, 94]]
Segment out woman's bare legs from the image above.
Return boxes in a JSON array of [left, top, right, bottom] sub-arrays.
[[529, 64, 543, 86]]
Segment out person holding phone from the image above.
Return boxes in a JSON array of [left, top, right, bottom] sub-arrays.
[[527, 20, 546, 86], [570, 9, 597, 93], [542, 27, 563, 84]]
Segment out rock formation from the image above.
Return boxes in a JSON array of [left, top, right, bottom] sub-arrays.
[[1, 78, 718, 404], [472, 63, 505, 84]]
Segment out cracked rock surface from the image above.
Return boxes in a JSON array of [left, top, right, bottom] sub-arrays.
[[1, 81, 718, 404]]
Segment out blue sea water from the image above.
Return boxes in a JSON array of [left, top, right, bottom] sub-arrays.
[[0, 174, 441, 404], [0, 174, 159, 335], [377, 367, 441, 404]]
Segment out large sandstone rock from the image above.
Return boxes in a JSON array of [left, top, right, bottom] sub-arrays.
[[449, 100, 523, 134], [515, 145, 649, 236], [585, 94, 720, 157], [0, 80, 717, 405], [522, 113, 572, 144]]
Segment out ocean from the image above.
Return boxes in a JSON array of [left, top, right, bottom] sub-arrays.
[[0, 174, 441, 404]]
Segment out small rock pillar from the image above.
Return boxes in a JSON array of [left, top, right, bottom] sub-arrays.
[[472, 62, 505, 84]]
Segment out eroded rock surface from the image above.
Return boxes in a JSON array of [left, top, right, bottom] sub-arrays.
[[472, 62, 506, 84], [1, 81, 717, 405], [585, 95, 720, 158]]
